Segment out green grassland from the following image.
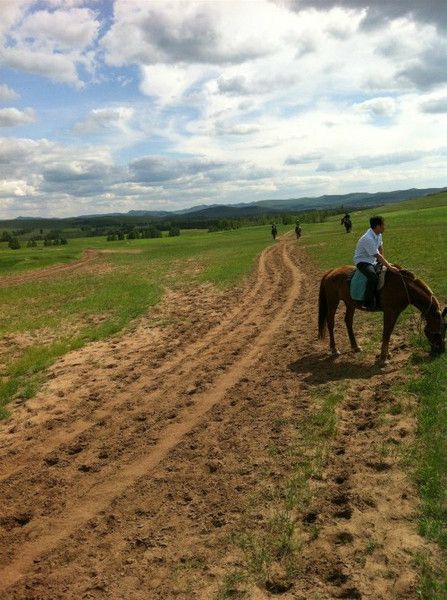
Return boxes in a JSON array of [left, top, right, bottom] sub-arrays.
[[301, 192, 447, 597], [1, 194, 446, 595], [301, 191, 447, 299]]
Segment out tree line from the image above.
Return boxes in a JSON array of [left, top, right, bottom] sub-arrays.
[[0, 204, 358, 249]]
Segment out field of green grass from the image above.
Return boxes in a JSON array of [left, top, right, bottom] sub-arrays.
[[301, 192, 447, 598], [301, 191, 447, 299], [1, 194, 446, 596]]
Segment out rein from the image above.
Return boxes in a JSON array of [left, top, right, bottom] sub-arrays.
[[397, 270, 441, 336]]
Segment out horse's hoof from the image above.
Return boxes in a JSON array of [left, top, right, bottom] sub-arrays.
[[331, 349, 341, 357], [353, 346, 362, 353], [377, 358, 389, 367]]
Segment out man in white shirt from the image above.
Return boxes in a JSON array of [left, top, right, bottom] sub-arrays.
[[353, 216, 398, 310]]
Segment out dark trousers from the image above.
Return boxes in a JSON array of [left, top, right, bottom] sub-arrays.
[[356, 262, 379, 307]]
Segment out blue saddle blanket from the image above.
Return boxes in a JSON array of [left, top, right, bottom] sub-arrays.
[[350, 269, 367, 301], [350, 266, 385, 301]]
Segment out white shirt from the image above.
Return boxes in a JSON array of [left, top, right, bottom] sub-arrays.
[[353, 228, 383, 265]]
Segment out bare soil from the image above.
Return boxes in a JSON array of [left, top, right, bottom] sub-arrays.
[[0, 239, 436, 599]]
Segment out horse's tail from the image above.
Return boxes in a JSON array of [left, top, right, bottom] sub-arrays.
[[318, 274, 329, 339]]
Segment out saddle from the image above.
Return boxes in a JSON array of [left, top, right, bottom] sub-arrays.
[[349, 265, 386, 302]]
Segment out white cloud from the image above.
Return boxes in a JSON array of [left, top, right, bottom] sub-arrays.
[[139, 64, 205, 104], [0, 46, 83, 87], [102, 1, 282, 68], [0, 3, 100, 87], [0, 179, 37, 198], [0, 84, 19, 102], [420, 95, 447, 114], [0, 0, 31, 40], [17, 8, 99, 50], [353, 97, 397, 116], [74, 106, 135, 133], [0, 107, 35, 127]]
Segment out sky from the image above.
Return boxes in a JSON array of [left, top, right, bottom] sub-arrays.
[[0, 0, 446, 218]]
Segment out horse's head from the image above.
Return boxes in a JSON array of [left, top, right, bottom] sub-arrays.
[[424, 307, 447, 355]]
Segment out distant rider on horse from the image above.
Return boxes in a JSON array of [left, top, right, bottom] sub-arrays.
[[354, 216, 398, 310], [271, 223, 278, 240], [341, 213, 352, 233], [295, 221, 302, 239]]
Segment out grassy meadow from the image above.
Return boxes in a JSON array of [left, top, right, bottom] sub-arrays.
[[1, 193, 446, 595], [301, 191, 447, 298], [300, 192, 447, 598]]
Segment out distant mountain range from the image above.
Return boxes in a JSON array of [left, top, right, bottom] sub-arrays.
[[15, 186, 447, 221]]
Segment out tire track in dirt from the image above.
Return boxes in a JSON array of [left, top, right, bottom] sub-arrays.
[[0, 239, 302, 594], [0, 250, 100, 287], [0, 244, 279, 484]]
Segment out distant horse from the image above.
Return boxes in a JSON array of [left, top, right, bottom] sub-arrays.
[[341, 216, 352, 233], [295, 225, 302, 239], [318, 266, 446, 364]]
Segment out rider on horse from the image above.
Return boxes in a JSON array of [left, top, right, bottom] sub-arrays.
[[341, 213, 352, 232], [353, 216, 398, 310]]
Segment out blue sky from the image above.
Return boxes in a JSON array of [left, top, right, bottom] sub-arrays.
[[0, 0, 446, 217]]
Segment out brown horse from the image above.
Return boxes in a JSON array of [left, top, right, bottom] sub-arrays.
[[318, 266, 446, 364]]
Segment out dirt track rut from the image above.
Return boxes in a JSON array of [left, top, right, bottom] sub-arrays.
[[0, 239, 435, 599]]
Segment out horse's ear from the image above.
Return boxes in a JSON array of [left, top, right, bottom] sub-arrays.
[[442, 307, 447, 319]]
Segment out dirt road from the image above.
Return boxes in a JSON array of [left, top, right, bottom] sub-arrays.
[[0, 239, 434, 599]]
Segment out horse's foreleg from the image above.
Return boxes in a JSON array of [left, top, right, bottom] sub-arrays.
[[328, 303, 340, 356], [378, 310, 399, 364], [344, 304, 361, 352]]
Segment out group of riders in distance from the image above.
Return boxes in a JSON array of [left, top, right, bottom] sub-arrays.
[[269, 212, 446, 363], [270, 220, 302, 241], [271, 213, 352, 241]]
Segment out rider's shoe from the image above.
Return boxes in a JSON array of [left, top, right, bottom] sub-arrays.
[[361, 304, 380, 312]]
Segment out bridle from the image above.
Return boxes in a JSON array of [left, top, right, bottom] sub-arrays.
[[398, 270, 444, 338]]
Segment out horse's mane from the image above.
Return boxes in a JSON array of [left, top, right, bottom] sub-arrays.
[[395, 267, 440, 311]]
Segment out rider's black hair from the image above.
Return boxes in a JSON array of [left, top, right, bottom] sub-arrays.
[[370, 215, 384, 229]]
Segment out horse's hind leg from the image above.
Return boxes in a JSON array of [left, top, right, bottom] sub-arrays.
[[345, 304, 362, 352], [327, 302, 340, 356]]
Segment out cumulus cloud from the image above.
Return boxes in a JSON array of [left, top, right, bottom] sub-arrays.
[[353, 97, 397, 116], [17, 8, 100, 50], [0, 179, 36, 198], [74, 107, 134, 133], [0, 4, 100, 86], [216, 72, 298, 97], [0, 84, 19, 102], [288, 1, 447, 31], [0, 107, 35, 127], [420, 95, 447, 114], [129, 156, 229, 185], [139, 63, 205, 104], [102, 1, 277, 68], [41, 159, 124, 197], [398, 45, 447, 90], [0, 46, 83, 87], [0, 0, 30, 40]]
